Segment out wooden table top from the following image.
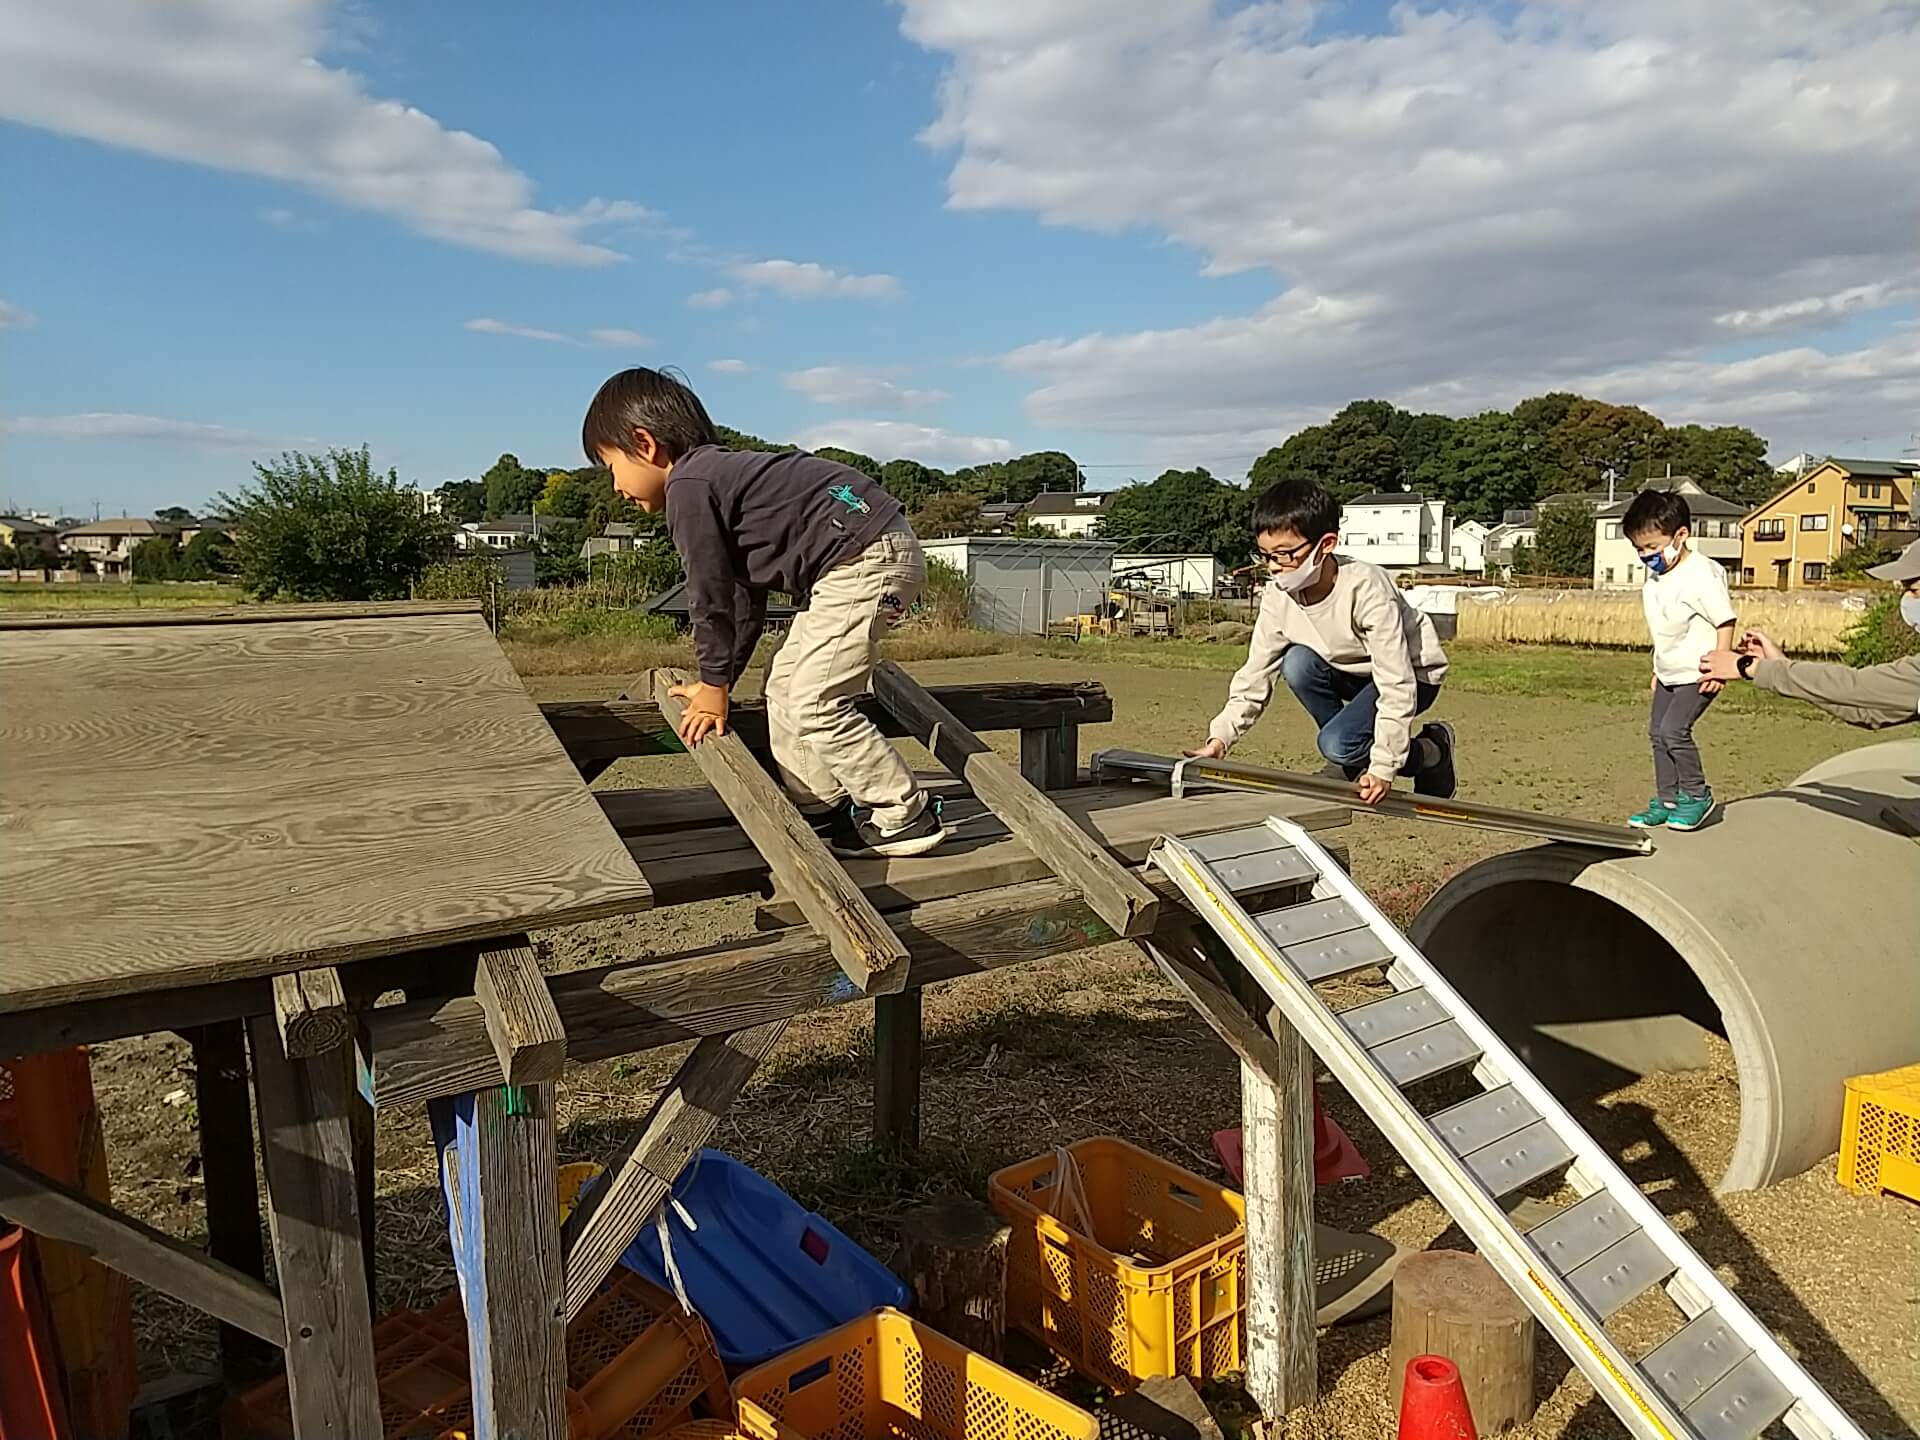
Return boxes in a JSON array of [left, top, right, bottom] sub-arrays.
[[0, 609, 654, 1014]]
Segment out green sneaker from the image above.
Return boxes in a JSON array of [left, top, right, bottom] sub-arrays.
[[1666, 790, 1716, 831], [1628, 797, 1671, 828]]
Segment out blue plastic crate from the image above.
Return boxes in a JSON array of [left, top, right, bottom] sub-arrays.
[[618, 1149, 910, 1368]]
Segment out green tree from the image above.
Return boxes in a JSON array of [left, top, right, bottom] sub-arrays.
[[482, 453, 545, 518], [1249, 413, 1400, 501], [717, 424, 793, 453], [1532, 496, 1597, 579], [129, 535, 183, 580], [813, 446, 883, 481], [217, 446, 453, 601], [1411, 412, 1542, 522], [154, 505, 196, 524], [1656, 424, 1774, 504], [1393, 412, 1457, 480], [880, 458, 942, 513], [910, 492, 982, 538], [1842, 591, 1920, 666], [1543, 400, 1666, 491], [996, 451, 1083, 504], [435, 478, 487, 524], [180, 528, 237, 579], [1097, 468, 1253, 566]]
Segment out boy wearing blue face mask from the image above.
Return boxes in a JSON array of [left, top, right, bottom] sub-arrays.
[[1625, 489, 1736, 831]]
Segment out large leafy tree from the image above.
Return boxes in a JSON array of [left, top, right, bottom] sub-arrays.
[[129, 536, 183, 580], [154, 505, 196, 523], [813, 446, 883, 481], [880, 458, 942, 513], [1543, 400, 1666, 492], [1657, 424, 1774, 503], [1250, 411, 1401, 502], [910, 492, 982, 538], [435, 478, 486, 523], [1098, 468, 1253, 566], [1532, 496, 1598, 579], [181, 528, 237, 578], [218, 447, 452, 601], [1411, 412, 1542, 523], [482, 453, 546, 518]]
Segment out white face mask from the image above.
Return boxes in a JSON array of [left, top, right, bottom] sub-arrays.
[[1901, 594, 1920, 633], [1270, 542, 1331, 594]]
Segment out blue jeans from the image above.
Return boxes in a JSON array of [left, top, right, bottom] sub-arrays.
[[1281, 645, 1440, 778]]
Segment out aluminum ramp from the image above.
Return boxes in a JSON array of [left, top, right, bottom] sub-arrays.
[[1151, 816, 1865, 1440]]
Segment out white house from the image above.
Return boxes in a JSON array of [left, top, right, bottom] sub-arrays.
[[1337, 493, 1449, 569], [1111, 553, 1221, 597], [1591, 479, 1747, 590], [1020, 491, 1108, 537], [1448, 519, 1492, 573], [457, 515, 538, 551], [1483, 521, 1536, 574], [59, 517, 183, 574]]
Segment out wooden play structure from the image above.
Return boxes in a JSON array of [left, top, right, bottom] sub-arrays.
[[0, 600, 1353, 1436]]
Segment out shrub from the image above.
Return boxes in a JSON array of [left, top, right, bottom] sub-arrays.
[[911, 555, 972, 628], [1841, 591, 1920, 667]]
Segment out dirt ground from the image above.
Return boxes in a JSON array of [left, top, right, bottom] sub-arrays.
[[91, 651, 1917, 1437]]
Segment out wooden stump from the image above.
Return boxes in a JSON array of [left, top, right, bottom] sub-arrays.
[[1388, 1250, 1536, 1432], [889, 1197, 1010, 1361]]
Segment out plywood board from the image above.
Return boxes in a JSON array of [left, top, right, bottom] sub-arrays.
[[0, 613, 652, 1012]]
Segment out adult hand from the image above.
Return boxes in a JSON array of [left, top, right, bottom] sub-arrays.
[[1356, 773, 1391, 806], [1184, 737, 1227, 760], [1697, 651, 1742, 684], [668, 681, 729, 746], [1742, 629, 1785, 661]]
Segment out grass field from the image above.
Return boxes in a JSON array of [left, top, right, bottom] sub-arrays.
[[0, 580, 243, 609]]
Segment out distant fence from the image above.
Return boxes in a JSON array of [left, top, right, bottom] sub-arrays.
[[1456, 587, 1870, 655]]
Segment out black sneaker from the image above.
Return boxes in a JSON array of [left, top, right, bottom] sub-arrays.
[[1413, 721, 1457, 799], [832, 805, 948, 859]]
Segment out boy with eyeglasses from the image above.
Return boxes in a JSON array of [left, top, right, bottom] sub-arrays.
[[1187, 478, 1456, 804]]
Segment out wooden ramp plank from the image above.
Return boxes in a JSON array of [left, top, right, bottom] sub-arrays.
[[872, 661, 1159, 938], [473, 938, 566, 1086], [653, 669, 909, 994]]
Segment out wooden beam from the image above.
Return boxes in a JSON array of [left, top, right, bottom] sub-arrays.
[[1020, 719, 1079, 791], [248, 1018, 380, 1437], [0, 1152, 285, 1348], [435, 1085, 568, 1439], [187, 1020, 277, 1382], [561, 1021, 787, 1318], [871, 662, 1160, 939], [1240, 1003, 1318, 1418], [1135, 920, 1284, 1085], [872, 990, 922, 1153], [272, 967, 350, 1058], [653, 668, 909, 994], [472, 938, 566, 1086], [540, 679, 1115, 769]]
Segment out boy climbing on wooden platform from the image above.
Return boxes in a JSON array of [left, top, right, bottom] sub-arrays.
[[585, 366, 947, 857]]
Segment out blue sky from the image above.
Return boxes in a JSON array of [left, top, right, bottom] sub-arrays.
[[3, 0, 1916, 518]]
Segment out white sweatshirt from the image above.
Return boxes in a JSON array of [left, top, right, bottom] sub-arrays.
[[1208, 556, 1449, 778]]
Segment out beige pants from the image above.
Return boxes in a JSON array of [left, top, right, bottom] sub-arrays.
[[765, 523, 926, 831]]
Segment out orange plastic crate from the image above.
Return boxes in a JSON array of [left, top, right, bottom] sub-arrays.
[[224, 1308, 473, 1439], [1838, 1063, 1920, 1203], [990, 1137, 1246, 1390]]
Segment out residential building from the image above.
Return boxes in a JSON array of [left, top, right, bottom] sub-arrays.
[[0, 515, 61, 560], [1738, 458, 1918, 588], [1592, 478, 1748, 589], [1337, 493, 1449, 569], [58, 517, 183, 574], [976, 501, 1024, 533], [1020, 490, 1108, 537], [1483, 521, 1536, 574], [457, 515, 539, 551], [579, 522, 639, 560], [1449, 519, 1492, 573]]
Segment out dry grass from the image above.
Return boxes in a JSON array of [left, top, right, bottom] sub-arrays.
[[500, 617, 1023, 675], [1458, 587, 1870, 654]]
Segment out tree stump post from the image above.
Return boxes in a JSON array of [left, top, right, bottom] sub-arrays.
[[1388, 1250, 1536, 1432], [889, 1197, 1010, 1361]]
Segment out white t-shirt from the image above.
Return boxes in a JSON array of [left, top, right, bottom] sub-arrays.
[[1642, 549, 1736, 684]]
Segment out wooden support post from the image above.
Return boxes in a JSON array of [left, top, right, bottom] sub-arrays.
[[271, 966, 350, 1057], [0, 1152, 285, 1348], [1240, 1002, 1318, 1419], [872, 989, 922, 1153], [473, 937, 567, 1086], [871, 661, 1159, 938], [187, 1020, 276, 1382], [433, 1084, 569, 1440], [889, 1197, 1009, 1362], [561, 1020, 787, 1319], [655, 669, 910, 994], [1020, 719, 1079, 791], [247, 1017, 380, 1437], [1388, 1250, 1536, 1431]]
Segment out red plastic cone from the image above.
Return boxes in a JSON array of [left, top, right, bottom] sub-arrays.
[[1399, 1354, 1479, 1440]]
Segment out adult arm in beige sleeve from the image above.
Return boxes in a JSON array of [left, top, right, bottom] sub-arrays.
[[1207, 588, 1292, 749], [1750, 654, 1920, 728], [1354, 574, 1420, 778]]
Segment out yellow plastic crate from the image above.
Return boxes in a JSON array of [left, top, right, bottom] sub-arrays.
[[1838, 1063, 1920, 1203], [989, 1137, 1245, 1390], [733, 1308, 1097, 1440]]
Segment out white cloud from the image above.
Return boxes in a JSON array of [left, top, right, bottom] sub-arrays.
[[0, 0, 647, 265], [793, 419, 1013, 467], [259, 205, 318, 231], [588, 328, 653, 348], [731, 260, 903, 301], [2, 412, 291, 450], [0, 299, 36, 329], [464, 317, 575, 344], [687, 288, 736, 309], [902, 0, 1920, 456], [782, 366, 947, 411], [707, 358, 753, 374]]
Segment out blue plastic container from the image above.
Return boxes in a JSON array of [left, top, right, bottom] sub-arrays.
[[618, 1149, 910, 1368]]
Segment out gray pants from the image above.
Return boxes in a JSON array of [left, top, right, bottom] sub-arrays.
[[1649, 682, 1716, 802]]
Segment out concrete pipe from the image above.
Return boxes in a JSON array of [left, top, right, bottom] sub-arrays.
[[1410, 739, 1920, 1192]]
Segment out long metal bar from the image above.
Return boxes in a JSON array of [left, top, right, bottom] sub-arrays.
[[1090, 748, 1652, 855]]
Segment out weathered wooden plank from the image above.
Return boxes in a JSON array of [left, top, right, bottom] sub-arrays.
[[188, 1020, 277, 1382], [1241, 1002, 1318, 1417], [0, 1152, 286, 1348], [873, 662, 1159, 939], [541, 680, 1114, 767], [436, 1085, 568, 1439], [653, 668, 909, 994], [0, 600, 481, 630], [1135, 920, 1285, 1085], [1020, 720, 1079, 791], [248, 1018, 380, 1437], [473, 938, 567, 1086], [0, 614, 653, 1016], [561, 1021, 787, 1319], [872, 990, 923, 1153], [272, 967, 350, 1058]]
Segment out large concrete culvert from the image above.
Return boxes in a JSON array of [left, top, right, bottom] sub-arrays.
[[1410, 738, 1920, 1192]]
